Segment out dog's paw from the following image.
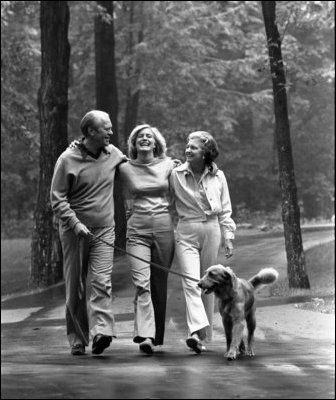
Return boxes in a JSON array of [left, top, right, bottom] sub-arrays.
[[226, 350, 237, 360], [246, 347, 255, 357]]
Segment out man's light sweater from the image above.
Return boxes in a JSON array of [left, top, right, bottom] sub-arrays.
[[50, 144, 127, 229]]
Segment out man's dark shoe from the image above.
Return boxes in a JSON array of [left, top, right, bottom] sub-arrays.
[[92, 334, 112, 355], [71, 343, 85, 356]]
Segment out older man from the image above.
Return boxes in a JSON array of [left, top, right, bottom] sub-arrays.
[[50, 110, 127, 355]]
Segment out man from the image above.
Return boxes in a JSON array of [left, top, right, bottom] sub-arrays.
[[50, 110, 127, 355]]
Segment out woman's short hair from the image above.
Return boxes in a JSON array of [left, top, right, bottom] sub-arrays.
[[187, 131, 219, 165], [128, 124, 167, 160], [80, 110, 110, 137]]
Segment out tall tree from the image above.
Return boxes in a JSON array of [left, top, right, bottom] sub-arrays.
[[95, 1, 119, 140], [30, 1, 70, 286], [261, 1, 310, 288], [95, 0, 126, 251], [122, 1, 144, 141]]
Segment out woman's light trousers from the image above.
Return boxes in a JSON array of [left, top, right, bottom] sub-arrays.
[[175, 217, 221, 341]]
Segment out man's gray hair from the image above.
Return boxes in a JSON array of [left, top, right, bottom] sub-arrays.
[[80, 110, 110, 137]]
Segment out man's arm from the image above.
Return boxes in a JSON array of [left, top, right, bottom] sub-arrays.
[[50, 155, 88, 236]]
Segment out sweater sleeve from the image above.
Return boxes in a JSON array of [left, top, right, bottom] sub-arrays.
[[114, 146, 128, 165], [50, 155, 80, 230], [218, 171, 236, 240], [168, 170, 178, 218], [117, 162, 133, 220]]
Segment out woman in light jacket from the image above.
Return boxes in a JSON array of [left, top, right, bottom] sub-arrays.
[[169, 131, 236, 353]]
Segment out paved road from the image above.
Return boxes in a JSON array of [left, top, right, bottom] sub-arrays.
[[1, 228, 335, 399]]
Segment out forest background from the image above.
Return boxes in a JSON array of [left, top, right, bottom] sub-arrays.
[[1, 0, 334, 242]]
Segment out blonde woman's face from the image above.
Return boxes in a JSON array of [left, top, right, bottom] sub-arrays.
[[135, 128, 156, 153]]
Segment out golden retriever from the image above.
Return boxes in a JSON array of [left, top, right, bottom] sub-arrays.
[[198, 265, 278, 360]]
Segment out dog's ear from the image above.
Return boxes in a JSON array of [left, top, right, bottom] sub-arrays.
[[206, 264, 223, 276], [222, 266, 238, 290], [206, 265, 226, 283], [224, 266, 235, 276]]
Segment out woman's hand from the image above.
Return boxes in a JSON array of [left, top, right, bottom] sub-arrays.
[[69, 139, 80, 149], [224, 239, 234, 258], [172, 158, 182, 168]]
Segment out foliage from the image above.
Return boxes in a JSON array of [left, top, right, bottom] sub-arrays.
[[1, 1, 334, 238], [114, 1, 334, 219], [1, 1, 40, 224]]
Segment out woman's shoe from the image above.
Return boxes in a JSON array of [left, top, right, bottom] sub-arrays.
[[139, 338, 154, 355], [186, 335, 203, 354], [92, 334, 112, 355]]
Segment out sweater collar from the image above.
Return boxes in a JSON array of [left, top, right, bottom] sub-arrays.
[[78, 139, 111, 159]]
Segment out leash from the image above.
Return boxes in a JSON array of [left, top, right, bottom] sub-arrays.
[[90, 232, 199, 283]]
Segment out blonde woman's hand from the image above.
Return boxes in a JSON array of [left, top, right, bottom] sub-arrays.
[[68, 139, 81, 149], [172, 158, 182, 168]]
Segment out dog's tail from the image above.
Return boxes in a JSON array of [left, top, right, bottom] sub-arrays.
[[249, 268, 279, 290]]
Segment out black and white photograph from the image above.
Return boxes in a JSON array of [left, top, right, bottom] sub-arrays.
[[1, 1, 334, 399]]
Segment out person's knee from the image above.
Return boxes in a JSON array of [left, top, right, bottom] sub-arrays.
[[136, 285, 150, 296], [91, 272, 112, 291]]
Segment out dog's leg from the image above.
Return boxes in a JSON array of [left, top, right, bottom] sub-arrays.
[[238, 339, 246, 355], [223, 314, 232, 357], [246, 311, 256, 357], [226, 319, 244, 360]]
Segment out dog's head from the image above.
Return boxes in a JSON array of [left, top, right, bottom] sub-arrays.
[[198, 264, 237, 295]]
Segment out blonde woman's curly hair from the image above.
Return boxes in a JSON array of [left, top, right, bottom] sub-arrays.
[[187, 131, 219, 166], [128, 124, 167, 160]]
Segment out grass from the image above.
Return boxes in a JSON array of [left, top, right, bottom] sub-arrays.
[[0, 238, 133, 298], [1, 238, 31, 296], [270, 240, 335, 313], [1, 237, 335, 314]]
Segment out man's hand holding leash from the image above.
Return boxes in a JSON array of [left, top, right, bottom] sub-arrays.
[[74, 222, 92, 237]]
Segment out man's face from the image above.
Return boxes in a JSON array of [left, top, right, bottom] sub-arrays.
[[91, 116, 113, 148]]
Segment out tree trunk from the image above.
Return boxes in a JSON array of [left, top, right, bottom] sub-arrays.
[[31, 1, 70, 287], [95, 0, 126, 252], [124, 83, 141, 141], [95, 1, 119, 142], [123, 1, 144, 141], [261, 1, 310, 289]]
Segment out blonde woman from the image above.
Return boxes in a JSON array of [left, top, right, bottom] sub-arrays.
[[119, 125, 177, 355]]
